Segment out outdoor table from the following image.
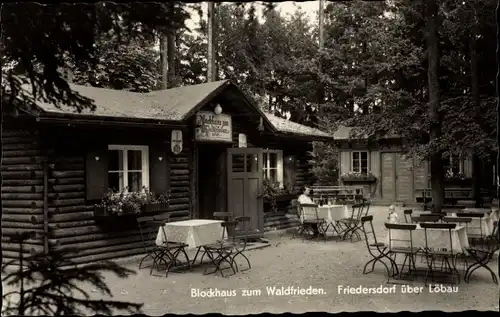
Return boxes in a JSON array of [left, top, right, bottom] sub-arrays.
[[385, 223, 469, 255], [155, 219, 226, 249], [448, 212, 494, 236], [317, 205, 349, 235], [317, 204, 350, 222]]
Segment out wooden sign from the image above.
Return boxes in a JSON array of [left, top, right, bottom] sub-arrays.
[[171, 130, 183, 155], [195, 111, 232, 142]]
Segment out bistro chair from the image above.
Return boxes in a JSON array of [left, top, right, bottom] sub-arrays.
[[456, 212, 485, 244], [346, 200, 371, 241], [137, 216, 168, 272], [411, 214, 442, 223], [292, 203, 307, 239], [213, 212, 233, 221], [420, 222, 460, 286], [337, 203, 365, 241], [298, 203, 327, 241], [403, 209, 413, 223], [228, 216, 252, 272], [361, 216, 399, 279], [464, 221, 499, 284], [201, 220, 238, 277], [385, 223, 420, 283], [156, 218, 191, 277]]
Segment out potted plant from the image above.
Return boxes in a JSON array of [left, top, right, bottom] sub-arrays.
[[340, 171, 377, 183], [94, 187, 170, 217], [259, 179, 298, 213]]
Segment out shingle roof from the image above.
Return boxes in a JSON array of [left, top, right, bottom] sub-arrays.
[[29, 80, 229, 121], [333, 126, 399, 140], [16, 81, 332, 139], [264, 113, 333, 139]]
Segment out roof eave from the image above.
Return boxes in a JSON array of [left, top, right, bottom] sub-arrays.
[[35, 111, 186, 128]]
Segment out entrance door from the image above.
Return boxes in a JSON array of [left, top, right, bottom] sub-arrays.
[[381, 152, 396, 201], [381, 152, 414, 203], [227, 148, 264, 232]]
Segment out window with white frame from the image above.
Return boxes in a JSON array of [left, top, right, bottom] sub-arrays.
[[351, 151, 369, 174], [443, 154, 463, 175], [108, 145, 149, 192], [263, 149, 283, 186]]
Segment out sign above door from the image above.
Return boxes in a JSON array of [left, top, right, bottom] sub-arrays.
[[195, 111, 232, 142]]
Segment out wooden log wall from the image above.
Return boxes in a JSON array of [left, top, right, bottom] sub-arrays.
[[41, 126, 192, 265], [1, 127, 47, 263]]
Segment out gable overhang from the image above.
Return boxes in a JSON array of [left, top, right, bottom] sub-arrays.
[[181, 81, 278, 133]]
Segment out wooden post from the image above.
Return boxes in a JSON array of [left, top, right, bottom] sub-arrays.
[[207, 1, 216, 82], [43, 160, 49, 254], [496, 0, 500, 207]]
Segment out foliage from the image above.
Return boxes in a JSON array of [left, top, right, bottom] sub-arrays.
[[70, 31, 160, 92], [259, 178, 297, 212], [96, 187, 169, 216], [444, 171, 468, 181], [340, 171, 377, 181], [309, 141, 339, 185], [2, 232, 143, 315], [1, 2, 189, 112]]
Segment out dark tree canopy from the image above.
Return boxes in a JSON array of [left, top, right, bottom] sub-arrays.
[[1, 2, 189, 112]]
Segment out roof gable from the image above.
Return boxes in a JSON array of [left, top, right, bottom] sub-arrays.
[[13, 81, 332, 139]]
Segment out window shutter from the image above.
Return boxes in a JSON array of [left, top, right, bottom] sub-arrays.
[[340, 151, 351, 174], [149, 143, 170, 195], [86, 144, 108, 200], [277, 151, 284, 188]]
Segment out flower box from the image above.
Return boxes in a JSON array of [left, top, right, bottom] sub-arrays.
[[93, 205, 137, 217], [341, 177, 377, 183], [142, 202, 170, 214]]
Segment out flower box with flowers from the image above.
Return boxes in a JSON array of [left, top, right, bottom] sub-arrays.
[[340, 172, 377, 183], [94, 187, 170, 218]]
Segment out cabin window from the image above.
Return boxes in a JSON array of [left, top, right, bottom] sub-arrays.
[[108, 145, 149, 192], [263, 149, 284, 186], [443, 154, 463, 176], [351, 151, 369, 174]]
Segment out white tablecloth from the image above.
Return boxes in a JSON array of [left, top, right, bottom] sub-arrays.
[[155, 219, 226, 249], [448, 213, 494, 236], [385, 224, 469, 254], [317, 205, 350, 223]]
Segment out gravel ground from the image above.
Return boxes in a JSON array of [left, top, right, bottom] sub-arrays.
[[3, 207, 499, 314]]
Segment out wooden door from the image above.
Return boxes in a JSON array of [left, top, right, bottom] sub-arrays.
[[227, 148, 264, 232], [381, 152, 396, 201], [396, 154, 414, 202]]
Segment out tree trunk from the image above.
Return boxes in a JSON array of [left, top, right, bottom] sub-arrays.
[[496, 0, 500, 207], [317, 0, 325, 117], [167, 32, 176, 87], [425, 0, 444, 213], [207, 2, 216, 82], [160, 35, 168, 89], [469, 2, 481, 207]]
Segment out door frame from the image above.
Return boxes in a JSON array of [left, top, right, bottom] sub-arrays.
[[227, 147, 264, 232]]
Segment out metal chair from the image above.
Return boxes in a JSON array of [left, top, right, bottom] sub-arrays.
[[403, 209, 413, 223], [361, 216, 398, 279], [337, 203, 365, 241], [385, 223, 420, 283], [156, 218, 190, 277], [201, 220, 237, 277], [456, 212, 485, 244], [464, 221, 499, 284], [420, 222, 460, 286], [298, 203, 327, 241], [228, 216, 252, 272], [411, 214, 442, 223]]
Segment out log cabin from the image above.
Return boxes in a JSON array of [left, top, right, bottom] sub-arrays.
[[1, 80, 333, 264], [333, 126, 496, 206]]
